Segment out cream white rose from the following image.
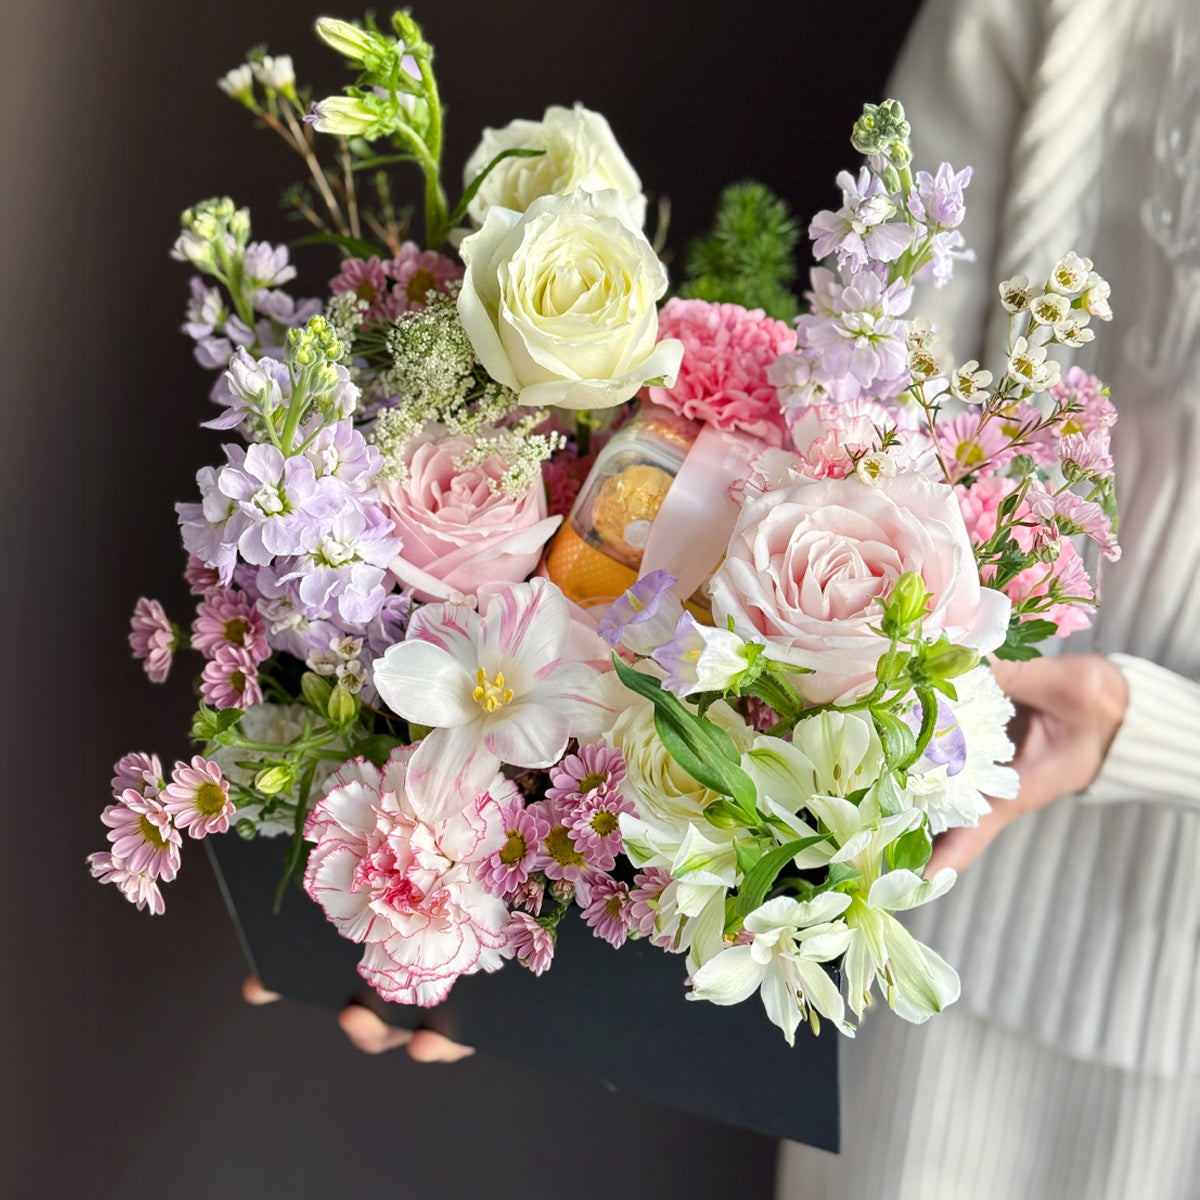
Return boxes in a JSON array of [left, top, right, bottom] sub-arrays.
[[457, 189, 684, 411], [462, 103, 646, 227]]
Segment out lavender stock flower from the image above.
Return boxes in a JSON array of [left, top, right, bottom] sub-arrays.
[[809, 168, 915, 272]]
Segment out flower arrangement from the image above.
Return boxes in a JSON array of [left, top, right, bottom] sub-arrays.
[[92, 13, 1119, 1046]]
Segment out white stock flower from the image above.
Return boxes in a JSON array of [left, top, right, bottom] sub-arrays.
[[690, 894, 854, 1043], [462, 103, 646, 227], [457, 189, 683, 410]]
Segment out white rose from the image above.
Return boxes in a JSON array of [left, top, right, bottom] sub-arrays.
[[462, 103, 646, 227], [457, 189, 684, 411]]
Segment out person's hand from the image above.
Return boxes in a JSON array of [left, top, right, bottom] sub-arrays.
[[241, 975, 474, 1061], [925, 653, 1129, 877]]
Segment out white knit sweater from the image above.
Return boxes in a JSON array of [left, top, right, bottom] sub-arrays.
[[891, 0, 1200, 1078]]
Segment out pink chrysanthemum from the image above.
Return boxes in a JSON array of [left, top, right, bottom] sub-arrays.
[[185, 555, 222, 597], [568, 791, 635, 870], [1005, 541, 1095, 638], [111, 751, 164, 798], [581, 875, 633, 948], [530, 798, 589, 887], [129, 597, 176, 684], [385, 242, 462, 315], [1049, 366, 1117, 435], [993, 399, 1058, 466], [100, 790, 181, 881], [192, 587, 270, 662], [505, 910, 555, 975], [1059, 429, 1114, 479], [629, 867, 672, 939], [475, 780, 547, 897], [88, 852, 166, 915], [511, 876, 545, 915], [329, 255, 392, 323], [546, 743, 627, 805], [935, 412, 1013, 480], [161, 756, 235, 838], [647, 298, 797, 446], [200, 645, 264, 710]]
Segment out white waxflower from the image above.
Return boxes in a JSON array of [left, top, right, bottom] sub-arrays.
[[1047, 251, 1093, 295], [252, 55, 295, 92], [949, 359, 992, 404], [1083, 272, 1113, 320], [218, 64, 253, 100], [690, 894, 855, 1043], [1029, 290, 1071, 326], [856, 451, 898, 485], [998, 274, 1033, 313], [1006, 335, 1061, 393], [1054, 316, 1096, 347]]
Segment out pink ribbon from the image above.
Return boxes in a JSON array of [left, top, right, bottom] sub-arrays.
[[638, 423, 760, 600]]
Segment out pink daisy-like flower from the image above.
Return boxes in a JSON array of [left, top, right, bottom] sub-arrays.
[[161, 756, 236, 838], [100, 791, 181, 881], [192, 587, 270, 662], [504, 910, 555, 975], [993, 399, 1057, 466], [568, 791, 635, 870], [1059, 429, 1114, 479], [1049, 366, 1117, 436], [647, 298, 797, 446], [511, 875, 545, 915], [385, 241, 462, 315], [1051, 490, 1121, 562], [629, 867, 672, 939], [329, 255, 392, 323], [88, 852, 166, 915], [200, 644, 264, 710], [935, 411, 1012, 481], [530, 798, 589, 888], [111, 751, 164, 799], [581, 875, 633, 948], [129, 597, 176, 684], [546, 743, 627, 805], [184, 555, 222, 596], [475, 780, 547, 898]]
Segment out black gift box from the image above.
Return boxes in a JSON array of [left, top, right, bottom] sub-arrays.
[[208, 832, 840, 1150]]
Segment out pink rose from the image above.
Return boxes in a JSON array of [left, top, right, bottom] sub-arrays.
[[709, 472, 1011, 703], [647, 298, 797, 447], [377, 431, 561, 602]]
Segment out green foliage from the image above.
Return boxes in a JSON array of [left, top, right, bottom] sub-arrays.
[[679, 181, 801, 321], [994, 616, 1058, 661], [737, 837, 827, 917], [887, 819, 933, 875]]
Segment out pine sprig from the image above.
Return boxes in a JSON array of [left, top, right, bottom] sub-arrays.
[[680, 181, 801, 321]]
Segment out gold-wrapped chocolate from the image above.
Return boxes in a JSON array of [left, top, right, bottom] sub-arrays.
[[592, 463, 675, 569]]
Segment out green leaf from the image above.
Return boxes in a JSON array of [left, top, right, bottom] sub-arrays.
[[825, 861, 862, 890], [446, 148, 546, 228], [291, 230, 387, 259], [737, 836, 827, 917], [887, 819, 933, 874], [349, 151, 418, 172], [993, 616, 1058, 662], [274, 760, 317, 914], [192, 703, 245, 743], [348, 734, 405, 767], [613, 655, 759, 817], [872, 709, 917, 769], [899, 686, 940, 770], [874, 770, 903, 818], [734, 838, 766, 876]]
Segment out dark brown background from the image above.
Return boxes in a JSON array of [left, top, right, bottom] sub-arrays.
[[7, 1, 917, 1195]]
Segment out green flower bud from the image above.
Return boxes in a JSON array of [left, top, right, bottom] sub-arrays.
[[850, 99, 911, 158], [881, 571, 930, 636], [328, 684, 357, 727], [309, 95, 382, 138], [314, 17, 380, 65], [875, 644, 911, 683], [917, 637, 980, 681], [236, 819, 258, 840], [254, 763, 295, 795], [300, 671, 333, 713]]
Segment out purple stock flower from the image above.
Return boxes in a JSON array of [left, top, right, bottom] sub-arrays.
[[809, 168, 915, 272], [596, 570, 681, 656], [242, 241, 297, 289], [304, 418, 380, 489], [907, 163, 972, 230], [203, 347, 291, 433]]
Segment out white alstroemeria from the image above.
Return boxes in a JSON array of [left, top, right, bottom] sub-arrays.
[[843, 868, 959, 1022], [690, 894, 855, 1043], [806, 790, 924, 875], [901, 664, 1019, 833], [1006, 336, 1061, 393]]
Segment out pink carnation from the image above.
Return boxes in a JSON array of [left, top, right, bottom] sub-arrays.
[[129, 598, 175, 684], [303, 748, 511, 1007], [647, 298, 797, 446], [385, 242, 463, 314], [376, 430, 561, 602]]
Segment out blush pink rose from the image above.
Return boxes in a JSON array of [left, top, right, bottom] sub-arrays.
[[709, 472, 1011, 703], [376, 430, 561, 602], [646, 298, 797, 447]]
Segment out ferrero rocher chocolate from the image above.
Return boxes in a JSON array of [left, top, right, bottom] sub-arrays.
[[592, 463, 675, 568]]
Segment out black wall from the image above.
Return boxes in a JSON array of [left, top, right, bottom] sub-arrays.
[[8, 2, 917, 1195]]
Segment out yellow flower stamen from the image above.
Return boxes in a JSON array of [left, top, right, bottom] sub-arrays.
[[472, 667, 515, 714]]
